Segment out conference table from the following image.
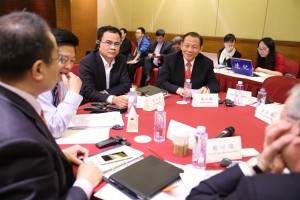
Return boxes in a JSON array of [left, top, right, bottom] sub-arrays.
[[59, 92, 268, 196], [214, 68, 272, 96]]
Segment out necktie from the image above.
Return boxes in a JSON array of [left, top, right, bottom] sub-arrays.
[[52, 83, 60, 107], [185, 62, 192, 80]]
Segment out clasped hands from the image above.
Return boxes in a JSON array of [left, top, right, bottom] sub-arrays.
[[177, 86, 210, 96]]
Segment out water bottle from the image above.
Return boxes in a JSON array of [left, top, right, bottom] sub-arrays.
[[183, 79, 192, 103], [234, 81, 244, 106], [192, 126, 208, 169], [127, 87, 137, 114], [256, 87, 267, 108], [154, 106, 166, 142]]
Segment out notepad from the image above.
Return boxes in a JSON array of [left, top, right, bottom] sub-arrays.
[[108, 155, 183, 200]]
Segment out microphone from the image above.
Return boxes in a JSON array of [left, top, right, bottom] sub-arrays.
[[215, 126, 235, 138]]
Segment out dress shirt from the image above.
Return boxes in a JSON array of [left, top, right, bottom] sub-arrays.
[[153, 42, 162, 66], [176, 58, 195, 93], [100, 54, 116, 104], [38, 81, 83, 138], [0, 81, 92, 199]]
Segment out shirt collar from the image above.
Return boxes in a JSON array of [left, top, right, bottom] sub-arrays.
[[183, 57, 195, 66], [100, 54, 115, 68]]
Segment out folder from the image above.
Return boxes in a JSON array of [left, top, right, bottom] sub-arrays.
[[108, 155, 183, 200]]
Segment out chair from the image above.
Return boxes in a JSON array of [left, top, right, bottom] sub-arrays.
[[284, 59, 299, 77], [133, 66, 143, 87], [262, 76, 300, 104], [150, 68, 159, 86], [131, 41, 136, 54], [71, 63, 79, 76]]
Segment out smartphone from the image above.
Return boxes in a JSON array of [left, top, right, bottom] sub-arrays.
[[98, 151, 131, 165]]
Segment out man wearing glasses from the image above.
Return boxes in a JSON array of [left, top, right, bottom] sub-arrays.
[[38, 28, 83, 138], [79, 26, 131, 107]]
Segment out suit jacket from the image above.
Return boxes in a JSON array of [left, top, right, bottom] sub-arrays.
[[120, 37, 132, 58], [186, 164, 300, 200], [79, 50, 131, 103], [157, 51, 220, 93], [147, 40, 174, 59], [0, 86, 86, 200], [218, 47, 242, 67]]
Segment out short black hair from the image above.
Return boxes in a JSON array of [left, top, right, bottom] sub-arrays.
[[0, 11, 53, 80], [120, 28, 128, 34], [224, 34, 236, 43], [155, 29, 165, 37], [183, 32, 203, 46], [97, 25, 122, 41], [51, 28, 79, 47], [137, 27, 145, 34]]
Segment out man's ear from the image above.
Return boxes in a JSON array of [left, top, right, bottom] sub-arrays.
[[31, 60, 45, 81]]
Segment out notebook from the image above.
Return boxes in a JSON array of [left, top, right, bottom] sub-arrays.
[[108, 155, 183, 200], [231, 58, 257, 76], [136, 85, 169, 98], [201, 52, 226, 68]]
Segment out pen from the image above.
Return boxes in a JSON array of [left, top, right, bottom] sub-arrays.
[[147, 147, 164, 160]]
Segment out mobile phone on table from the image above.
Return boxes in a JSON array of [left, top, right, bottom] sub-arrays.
[[98, 151, 131, 165]]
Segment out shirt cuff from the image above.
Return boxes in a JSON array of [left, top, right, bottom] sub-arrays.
[[64, 90, 83, 108], [239, 162, 254, 176], [107, 95, 115, 104], [73, 179, 93, 199]]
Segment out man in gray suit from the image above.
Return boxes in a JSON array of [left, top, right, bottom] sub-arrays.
[[0, 11, 102, 199]]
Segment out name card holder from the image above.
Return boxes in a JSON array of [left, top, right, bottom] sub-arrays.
[[206, 136, 242, 163], [226, 88, 252, 106], [192, 93, 218, 107], [143, 93, 165, 111], [255, 103, 284, 124]]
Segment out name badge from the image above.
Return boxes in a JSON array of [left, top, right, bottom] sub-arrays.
[[255, 103, 284, 124], [206, 136, 242, 163], [192, 93, 218, 107], [143, 93, 165, 111], [226, 88, 252, 105]]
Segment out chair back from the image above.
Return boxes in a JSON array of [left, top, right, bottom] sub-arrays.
[[71, 63, 79, 76], [284, 59, 299, 77], [262, 76, 300, 104], [131, 41, 136, 54]]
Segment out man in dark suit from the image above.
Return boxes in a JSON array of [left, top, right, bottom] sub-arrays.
[[187, 83, 300, 199], [143, 29, 175, 85], [79, 26, 131, 107], [119, 28, 132, 59], [0, 11, 102, 199], [157, 32, 220, 95]]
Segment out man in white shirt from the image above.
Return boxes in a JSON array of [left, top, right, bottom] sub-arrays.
[[38, 28, 83, 138]]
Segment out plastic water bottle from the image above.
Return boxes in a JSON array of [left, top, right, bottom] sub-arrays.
[[256, 87, 267, 108], [154, 106, 166, 142], [192, 126, 208, 169], [183, 79, 192, 103], [234, 81, 244, 106], [127, 87, 137, 114]]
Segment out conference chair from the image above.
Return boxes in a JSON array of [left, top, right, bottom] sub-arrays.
[[131, 41, 136, 54], [284, 59, 299, 77], [71, 63, 79, 76], [262, 76, 300, 104], [150, 68, 159, 86]]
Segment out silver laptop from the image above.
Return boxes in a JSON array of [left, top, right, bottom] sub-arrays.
[[201, 52, 226, 68]]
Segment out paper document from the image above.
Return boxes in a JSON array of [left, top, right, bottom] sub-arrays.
[[67, 112, 124, 129]]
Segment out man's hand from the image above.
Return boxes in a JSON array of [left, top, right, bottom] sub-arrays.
[[127, 60, 137, 64], [148, 53, 154, 58], [112, 95, 128, 107], [176, 88, 184, 96], [62, 72, 82, 93], [251, 120, 292, 173], [198, 87, 210, 94], [77, 162, 103, 187], [62, 145, 89, 165]]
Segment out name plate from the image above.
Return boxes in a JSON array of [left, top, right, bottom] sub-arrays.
[[206, 136, 242, 163], [143, 93, 165, 111], [255, 103, 284, 124], [226, 88, 252, 106], [192, 93, 218, 107]]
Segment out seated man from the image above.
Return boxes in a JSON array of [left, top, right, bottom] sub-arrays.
[[157, 32, 220, 95], [119, 28, 132, 59], [143, 29, 175, 84], [79, 25, 131, 107], [187, 83, 300, 199], [172, 36, 183, 52], [0, 11, 102, 199], [38, 28, 83, 138]]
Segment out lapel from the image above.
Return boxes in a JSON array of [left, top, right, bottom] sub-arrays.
[[177, 53, 185, 83], [95, 51, 107, 89], [191, 54, 202, 82]]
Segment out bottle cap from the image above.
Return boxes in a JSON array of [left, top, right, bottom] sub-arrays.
[[238, 81, 243, 85], [157, 105, 164, 111], [260, 87, 265, 91], [130, 88, 136, 92], [197, 126, 206, 133], [186, 79, 191, 83]]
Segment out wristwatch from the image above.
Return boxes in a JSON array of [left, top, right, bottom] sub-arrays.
[[247, 157, 264, 174]]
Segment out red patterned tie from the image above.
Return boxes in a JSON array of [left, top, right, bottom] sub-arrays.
[[185, 62, 192, 80]]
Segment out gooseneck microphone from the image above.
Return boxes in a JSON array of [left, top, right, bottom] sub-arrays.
[[215, 126, 235, 138]]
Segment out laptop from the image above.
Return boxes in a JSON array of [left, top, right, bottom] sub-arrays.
[[231, 58, 258, 76], [108, 155, 183, 199], [201, 52, 226, 68]]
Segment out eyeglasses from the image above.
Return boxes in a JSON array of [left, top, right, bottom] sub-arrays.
[[58, 54, 75, 65], [257, 48, 269, 52], [100, 40, 120, 47]]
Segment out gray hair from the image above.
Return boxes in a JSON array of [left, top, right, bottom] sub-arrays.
[[172, 36, 183, 45], [286, 83, 300, 119]]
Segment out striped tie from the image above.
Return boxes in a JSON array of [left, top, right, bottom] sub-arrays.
[[185, 62, 192, 80], [52, 83, 59, 107]]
